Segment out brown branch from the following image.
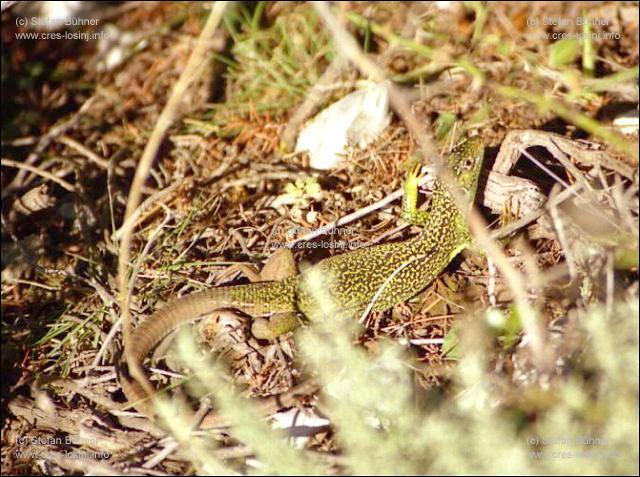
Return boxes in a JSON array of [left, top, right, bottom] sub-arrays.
[[116, 1, 229, 409], [311, 1, 553, 372]]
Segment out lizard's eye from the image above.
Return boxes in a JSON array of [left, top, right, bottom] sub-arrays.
[[462, 158, 475, 170]]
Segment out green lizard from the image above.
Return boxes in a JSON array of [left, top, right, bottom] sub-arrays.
[[118, 137, 484, 420]]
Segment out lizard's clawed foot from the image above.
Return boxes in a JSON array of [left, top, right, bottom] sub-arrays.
[[405, 162, 426, 190], [401, 161, 431, 227]]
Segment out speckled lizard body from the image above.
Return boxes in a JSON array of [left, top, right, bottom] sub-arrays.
[[119, 138, 484, 418]]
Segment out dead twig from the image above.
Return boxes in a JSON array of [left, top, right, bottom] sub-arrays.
[[2, 94, 98, 198], [312, 1, 552, 372], [116, 1, 229, 407], [1, 158, 76, 192]]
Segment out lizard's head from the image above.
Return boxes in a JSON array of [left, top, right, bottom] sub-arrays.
[[448, 136, 485, 201]]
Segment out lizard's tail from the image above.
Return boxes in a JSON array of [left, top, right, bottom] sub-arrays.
[[118, 278, 297, 418]]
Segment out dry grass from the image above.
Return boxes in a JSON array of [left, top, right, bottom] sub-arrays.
[[1, 1, 638, 475]]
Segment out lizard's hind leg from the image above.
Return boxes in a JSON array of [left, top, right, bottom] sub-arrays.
[[260, 247, 297, 281], [251, 312, 300, 340], [236, 247, 300, 340]]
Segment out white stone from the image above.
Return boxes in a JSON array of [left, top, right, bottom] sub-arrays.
[[296, 82, 392, 170]]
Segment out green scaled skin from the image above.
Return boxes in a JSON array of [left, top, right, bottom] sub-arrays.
[[296, 137, 485, 318], [120, 137, 485, 417]]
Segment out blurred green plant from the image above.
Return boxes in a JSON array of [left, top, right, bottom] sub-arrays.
[[548, 38, 580, 69], [164, 264, 639, 475]]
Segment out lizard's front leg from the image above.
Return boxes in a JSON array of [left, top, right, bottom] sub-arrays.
[[401, 163, 432, 227]]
